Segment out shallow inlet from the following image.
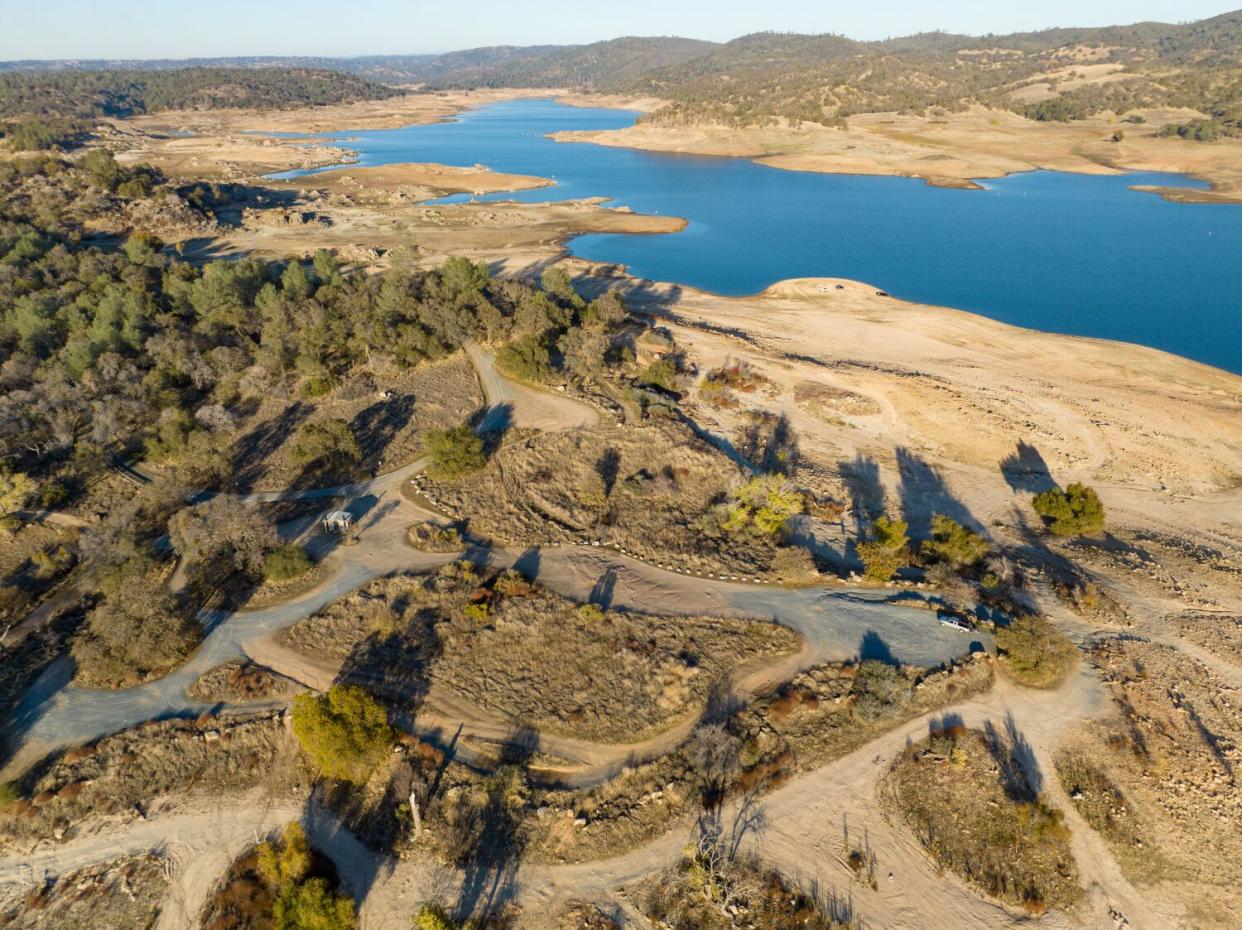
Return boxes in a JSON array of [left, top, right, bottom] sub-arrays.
[[272, 98, 1242, 374]]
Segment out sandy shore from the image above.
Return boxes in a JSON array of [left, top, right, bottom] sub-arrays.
[[551, 104, 1242, 203]]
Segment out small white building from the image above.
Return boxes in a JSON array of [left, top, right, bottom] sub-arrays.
[[323, 510, 353, 534]]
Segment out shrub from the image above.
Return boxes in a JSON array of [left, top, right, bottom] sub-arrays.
[[771, 545, 818, 582], [263, 544, 314, 583], [723, 474, 804, 536], [921, 514, 989, 569], [407, 522, 463, 552], [577, 602, 605, 622], [1032, 483, 1104, 537], [857, 514, 909, 581], [414, 903, 459, 930], [639, 356, 678, 390], [461, 601, 489, 621], [851, 660, 908, 719], [0, 469, 35, 521], [291, 685, 393, 784], [996, 614, 1078, 688], [425, 425, 485, 480], [273, 877, 355, 930], [258, 823, 312, 887], [0, 782, 20, 811]]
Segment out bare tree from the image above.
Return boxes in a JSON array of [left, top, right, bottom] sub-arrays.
[[686, 722, 741, 812]]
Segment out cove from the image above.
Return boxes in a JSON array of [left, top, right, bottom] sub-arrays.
[[273, 98, 1242, 374]]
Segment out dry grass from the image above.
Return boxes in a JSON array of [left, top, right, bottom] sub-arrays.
[[237, 560, 331, 612], [0, 712, 305, 847], [427, 420, 791, 575], [738, 656, 994, 780], [282, 571, 800, 742], [525, 655, 992, 865], [188, 660, 301, 703], [1055, 638, 1242, 929], [0, 853, 168, 930], [882, 726, 1081, 914], [644, 853, 855, 930], [227, 351, 481, 492], [0, 522, 78, 625]]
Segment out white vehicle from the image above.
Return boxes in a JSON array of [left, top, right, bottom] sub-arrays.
[[938, 614, 973, 633]]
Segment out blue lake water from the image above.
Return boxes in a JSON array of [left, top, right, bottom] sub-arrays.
[[273, 98, 1242, 374]]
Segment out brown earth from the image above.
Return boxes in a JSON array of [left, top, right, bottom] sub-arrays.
[[1054, 637, 1242, 930], [0, 852, 169, 929]]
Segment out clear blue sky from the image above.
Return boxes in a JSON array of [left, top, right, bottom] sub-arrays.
[[1, 0, 1237, 60]]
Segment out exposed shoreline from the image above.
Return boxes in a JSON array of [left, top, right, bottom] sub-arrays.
[[545, 100, 1242, 205]]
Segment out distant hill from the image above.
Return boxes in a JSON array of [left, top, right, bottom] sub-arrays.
[[0, 67, 400, 122], [3, 11, 1239, 132]]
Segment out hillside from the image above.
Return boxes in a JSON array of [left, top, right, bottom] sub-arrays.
[[409, 11, 1242, 129]]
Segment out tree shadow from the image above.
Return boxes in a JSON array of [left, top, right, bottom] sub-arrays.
[[837, 453, 883, 532], [737, 412, 799, 475], [699, 678, 746, 725], [588, 566, 617, 609], [982, 713, 1042, 801], [349, 393, 416, 474], [896, 446, 977, 539], [595, 447, 621, 497], [999, 441, 1057, 494], [454, 725, 533, 925], [473, 400, 514, 442], [231, 401, 313, 491], [302, 795, 393, 903], [511, 546, 541, 580], [858, 629, 898, 666]]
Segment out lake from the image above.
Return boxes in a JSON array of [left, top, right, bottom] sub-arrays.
[[273, 98, 1242, 374]]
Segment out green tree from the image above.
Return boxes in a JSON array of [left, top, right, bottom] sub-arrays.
[[857, 514, 909, 581], [424, 425, 486, 480], [921, 514, 989, 569], [540, 266, 584, 309], [124, 230, 164, 266], [557, 326, 609, 383], [439, 256, 490, 298], [82, 148, 123, 190], [723, 474, 804, 536], [273, 878, 355, 930], [291, 685, 393, 784], [288, 419, 362, 471], [1032, 483, 1104, 537], [582, 289, 627, 329], [281, 260, 314, 300], [496, 333, 554, 382]]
